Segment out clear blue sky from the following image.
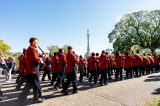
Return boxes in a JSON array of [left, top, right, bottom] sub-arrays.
[[0, 0, 160, 55]]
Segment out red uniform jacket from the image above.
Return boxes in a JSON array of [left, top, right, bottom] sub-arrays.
[[107, 57, 111, 68], [51, 56, 59, 73], [124, 55, 132, 69], [142, 56, 149, 67], [99, 54, 108, 70], [66, 52, 78, 73], [133, 54, 143, 67], [148, 56, 154, 65], [58, 53, 67, 72], [112, 61, 116, 69], [154, 56, 159, 65], [109, 57, 114, 68], [43, 58, 51, 68], [18, 55, 26, 73], [115, 55, 123, 68], [96, 57, 100, 68], [24, 45, 40, 76], [89, 56, 97, 71], [78, 58, 85, 71]]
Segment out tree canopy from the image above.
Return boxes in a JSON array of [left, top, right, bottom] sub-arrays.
[[108, 10, 160, 53], [0, 39, 11, 57], [47, 45, 69, 55]]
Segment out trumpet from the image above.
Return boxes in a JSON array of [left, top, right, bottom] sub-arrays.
[[38, 46, 53, 63]]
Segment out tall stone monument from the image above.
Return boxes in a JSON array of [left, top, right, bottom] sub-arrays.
[[85, 29, 91, 58]]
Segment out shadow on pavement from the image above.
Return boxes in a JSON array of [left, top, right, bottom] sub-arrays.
[[144, 75, 160, 82], [151, 88, 160, 95], [0, 76, 111, 106], [2, 73, 160, 106]]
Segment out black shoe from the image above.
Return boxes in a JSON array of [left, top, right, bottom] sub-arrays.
[[73, 90, 78, 94], [61, 90, 69, 95], [115, 78, 119, 81], [99, 83, 103, 86], [51, 82, 53, 86], [104, 83, 108, 85], [33, 98, 45, 104], [15, 87, 21, 91], [54, 86, 59, 90], [109, 78, 112, 80], [63, 92, 69, 95], [61, 89, 64, 93], [16, 99, 26, 106]]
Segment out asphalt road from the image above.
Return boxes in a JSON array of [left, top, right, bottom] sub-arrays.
[[0, 73, 160, 106]]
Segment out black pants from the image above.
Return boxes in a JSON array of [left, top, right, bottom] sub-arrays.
[[16, 72, 22, 84], [125, 67, 132, 78], [42, 68, 51, 80], [16, 72, 25, 90], [79, 69, 84, 82], [18, 74, 41, 101], [51, 72, 58, 87], [145, 67, 149, 75], [89, 70, 97, 83], [139, 66, 143, 76], [63, 71, 77, 92], [110, 67, 114, 75], [83, 65, 87, 77], [0, 89, 3, 97], [108, 67, 112, 79], [149, 65, 154, 73], [141, 67, 147, 75], [97, 67, 100, 79], [154, 64, 159, 72], [87, 68, 90, 78], [115, 67, 123, 80], [133, 66, 139, 77], [56, 71, 66, 88], [99, 69, 107, 84]]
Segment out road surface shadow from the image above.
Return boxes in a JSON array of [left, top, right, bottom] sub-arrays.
[[144, 75, 160, 82], [1, 73, 160, 106], [151, 88, 160, 95], [0, 75, 113, 106]]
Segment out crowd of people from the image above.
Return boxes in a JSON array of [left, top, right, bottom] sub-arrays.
[[0, 56, 16, 100], [0, 57, 16, 82], [0, 37, 160, 105]]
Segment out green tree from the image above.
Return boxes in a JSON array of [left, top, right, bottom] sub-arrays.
[[108, 10, 160, 53], [0, 39, 11, 56], [47, 45, 59, 55], [62, 45, 68, 54], [13, 52, 22, 68], [47, 45, 69, 55]]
